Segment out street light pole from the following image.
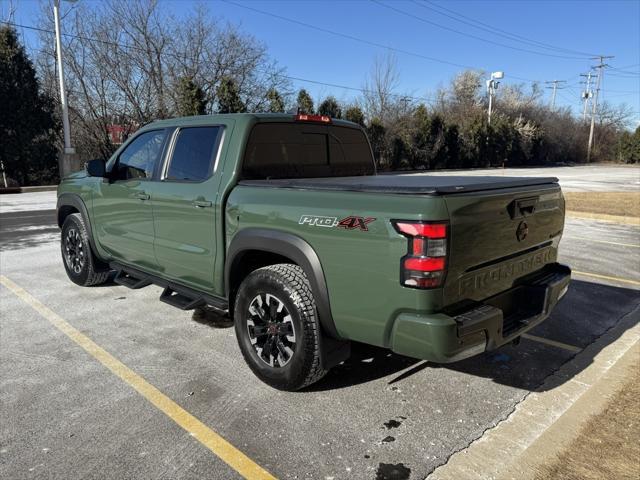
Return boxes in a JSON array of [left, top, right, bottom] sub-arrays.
[[53, 0, 74, 155], [486, 71, 504, 125], [487, 82, 493, 125]]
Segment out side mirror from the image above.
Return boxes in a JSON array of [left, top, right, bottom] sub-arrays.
[[86, 159, 106, 177]]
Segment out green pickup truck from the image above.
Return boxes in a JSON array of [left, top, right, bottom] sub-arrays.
[[57, 113, 571, 390]]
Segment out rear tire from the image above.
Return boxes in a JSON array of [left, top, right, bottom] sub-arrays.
[[234, 264, 327, 391], [61, 213, 110, 286]]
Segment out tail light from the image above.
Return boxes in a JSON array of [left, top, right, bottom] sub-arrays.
[[393, 220, 448, 289]]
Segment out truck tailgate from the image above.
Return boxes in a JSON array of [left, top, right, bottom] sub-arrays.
[[443, 184, 565, 306]]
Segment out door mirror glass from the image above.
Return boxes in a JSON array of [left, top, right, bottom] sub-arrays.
[[86, 159, 106, 177]]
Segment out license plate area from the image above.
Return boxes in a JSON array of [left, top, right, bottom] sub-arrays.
[[485, 284, 546, 337]]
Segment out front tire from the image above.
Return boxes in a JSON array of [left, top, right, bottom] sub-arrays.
[[234, 264, 327, 391], [61, 213, 110, 286]]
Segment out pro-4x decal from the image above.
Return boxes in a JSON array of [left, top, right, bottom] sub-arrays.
[[298, 215, 376, 232], [299, 215, 339, 227], [337, 216, 376, 231]]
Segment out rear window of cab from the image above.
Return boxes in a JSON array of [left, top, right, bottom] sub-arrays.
[[242, 123, 374, 180]]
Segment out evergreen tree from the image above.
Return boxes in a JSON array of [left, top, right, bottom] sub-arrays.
[[267, 88, 285, 113], [390, 135, 408, 170], [175, 76, 207, 116], [0, 26, 58, 186], [409, 105, 431, 169], [345, 106, 365, 126], [429, 114, 447, 169], [617, 127, 640, 163], [367, 118, 387, 169], [318, 96, 342, 118], [216, 76, 245, 114], [444, 124, 461, 168], [296, 89, 314, 114]]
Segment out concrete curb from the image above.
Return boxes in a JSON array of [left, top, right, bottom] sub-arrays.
[[20, 186, 58, 192], [0, 186, 58, 194], [427, 304, 640, 480], [566, 210, 640, 226], [496, 341, 639, 480]]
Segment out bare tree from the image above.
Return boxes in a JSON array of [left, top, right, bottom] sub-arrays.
[[440, 70, 484, 127], [362, 52, 401, 124], [35, 0, 290, 159], [0, 0, 17, 23]]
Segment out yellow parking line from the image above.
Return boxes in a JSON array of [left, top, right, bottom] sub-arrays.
[[573, 270, 640, 286], [521, 333, 582, 353], [0, 275, 276, 480]]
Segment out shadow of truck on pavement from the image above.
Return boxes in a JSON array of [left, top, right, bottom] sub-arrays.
[[306, 279, 639, 392]]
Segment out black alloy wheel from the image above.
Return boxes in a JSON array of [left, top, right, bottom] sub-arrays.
[[247, 292, 297, 368]]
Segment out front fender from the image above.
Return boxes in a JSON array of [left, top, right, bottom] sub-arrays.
[[57, 193, 104, 262]]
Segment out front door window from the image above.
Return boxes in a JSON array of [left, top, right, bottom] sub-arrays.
[[115, 130, 166, 180]]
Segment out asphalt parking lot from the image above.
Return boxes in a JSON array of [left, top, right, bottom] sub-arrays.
[[1, 167, 639, 480]]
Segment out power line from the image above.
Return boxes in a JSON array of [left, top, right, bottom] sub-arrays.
[[557, 91, 576, 105], [611, 63, 640, 71], [419, 0, 598, 58], [602, 89, 640, 93], [374, 0, 589, 60], [220, 0, 541, 83], [273, 74, 439, 105], [220, 0, 475, 71], [6, 19, 627, 115], [606, 93, 640, 98], [1, 21, 441, 106], [606, 71, 640, 78], [382, 0, 592, 59]]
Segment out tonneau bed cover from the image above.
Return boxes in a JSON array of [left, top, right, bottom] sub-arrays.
[[239, 173, 559, 195]]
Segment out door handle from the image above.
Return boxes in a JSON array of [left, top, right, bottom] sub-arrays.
[[134, 192, 150, 200], [192, 199, 212, 208]]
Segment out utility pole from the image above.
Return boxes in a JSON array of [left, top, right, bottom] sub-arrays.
[[587, 55, 614, 162], [580, 72, 594, 121], [545, 80, 566, 110]]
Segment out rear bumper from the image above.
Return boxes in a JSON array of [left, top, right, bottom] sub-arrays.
[[389, 263, 571, 363]]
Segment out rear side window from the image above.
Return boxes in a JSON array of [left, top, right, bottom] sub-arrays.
[[242, 123, 374, 179], [165, 126, 222, 181]]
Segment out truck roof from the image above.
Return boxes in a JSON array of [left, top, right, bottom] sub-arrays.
[[144, 113, 361, 130]]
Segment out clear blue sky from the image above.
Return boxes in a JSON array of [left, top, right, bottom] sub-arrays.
[[7, 0, 640, 124]]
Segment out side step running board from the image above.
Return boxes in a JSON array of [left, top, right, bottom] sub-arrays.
[[160, 286, 205, 311], [109, 262, 229, 315], [114, 270, 152, 289]]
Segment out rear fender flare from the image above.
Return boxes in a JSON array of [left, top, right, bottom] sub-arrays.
[[225, 228, 341, 340]]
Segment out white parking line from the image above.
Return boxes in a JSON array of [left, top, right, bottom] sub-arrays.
[[521, 333, 582, 353], [563, 236, 639, 248], [573, 270, 640, 287]]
